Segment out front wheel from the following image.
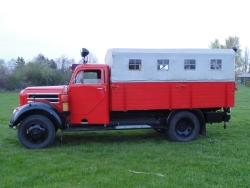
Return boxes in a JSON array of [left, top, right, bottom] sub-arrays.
[[167, 111, 200, 142], [18, 115, 55, 149]]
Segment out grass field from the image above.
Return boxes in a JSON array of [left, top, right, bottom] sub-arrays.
[[1, 86, 250, 188]]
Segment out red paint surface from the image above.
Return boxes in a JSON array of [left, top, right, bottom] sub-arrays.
[[110, 82, 235, 111], [69, 84, 109, 124], [68, 66, 110, 124]]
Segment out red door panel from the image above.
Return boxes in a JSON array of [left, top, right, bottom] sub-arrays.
[[69, 68, 109, 124], [70, 85, 105, 115]]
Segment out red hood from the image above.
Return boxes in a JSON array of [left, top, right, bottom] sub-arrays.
[[19, 85, 68, 106], [24, 85, 67, 93]]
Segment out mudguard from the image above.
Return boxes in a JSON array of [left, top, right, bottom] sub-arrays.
[[9, 102, 64, 129]]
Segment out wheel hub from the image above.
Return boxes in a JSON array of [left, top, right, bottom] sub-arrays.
[[27, 124, 46, 142], [176, 120, 193, 136]]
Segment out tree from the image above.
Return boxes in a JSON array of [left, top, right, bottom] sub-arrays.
[[41, 66, 64, 86], [33, 54, 57, 69], [209, 39, 223, 49], [55, 55, 73, 72], [243, 47, 250, 73], [6, 59, 17, 72], [22, 62, 43, 86], [0, 59, 8, 90], [55, 56, 74, 84], [88, 52, 98, 63], [6, 74, 19, 90], [224, 36, 243, 75], [16, 57, 25, 66], [209, 36, 244, 75], [0, 59, 5, 68]]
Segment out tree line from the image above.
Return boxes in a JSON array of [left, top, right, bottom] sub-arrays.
[[0, 37, 248, 91], [0, 53, 98, 91]]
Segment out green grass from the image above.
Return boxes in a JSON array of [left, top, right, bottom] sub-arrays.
[[1, 86, 250, 188]]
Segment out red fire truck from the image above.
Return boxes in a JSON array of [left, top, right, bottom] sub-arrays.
[[9, 48, 237, 148]]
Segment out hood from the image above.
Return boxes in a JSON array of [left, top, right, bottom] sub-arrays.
[[19, 85, 68, 106], [24, 85, 67, 93]]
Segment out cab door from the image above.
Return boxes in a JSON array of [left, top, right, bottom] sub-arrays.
[[69, 68, 109, 124]]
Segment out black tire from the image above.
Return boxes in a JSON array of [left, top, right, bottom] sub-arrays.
[[167, 111, 200, 142], [18, 115, 55, 149]]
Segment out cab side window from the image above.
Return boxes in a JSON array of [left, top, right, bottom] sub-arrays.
[[83, 70, 101, 84], [74, 70, 102, 84], [75, 71, 83, 84]]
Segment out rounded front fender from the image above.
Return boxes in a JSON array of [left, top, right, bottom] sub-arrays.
[[9, 102, 64, 129]]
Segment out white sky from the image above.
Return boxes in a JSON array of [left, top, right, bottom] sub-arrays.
[[0, 0, 249, 63]]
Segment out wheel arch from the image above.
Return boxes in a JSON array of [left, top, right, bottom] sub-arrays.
[[11, 102, 64, 130], [166, 110, 180, 127], [192, 109, 206, 136]]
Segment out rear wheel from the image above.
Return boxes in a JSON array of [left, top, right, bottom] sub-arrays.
[[18, 115, 55, 149], [167, 111, 200, 142]]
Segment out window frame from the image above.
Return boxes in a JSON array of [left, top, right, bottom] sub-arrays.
[[157, 59, 169, 71], [210, 59, 222, 70], [83, 70, 102, 84], [184, 59, 196, 70], [74, 69, 102, 84], [128, 59, 142, 70]]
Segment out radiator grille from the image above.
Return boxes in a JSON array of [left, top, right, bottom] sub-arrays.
[[27, 93, 59, 103]]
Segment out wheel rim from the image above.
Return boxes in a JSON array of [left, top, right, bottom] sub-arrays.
[[175, 118, 194, 137], [26, 124, 47, 143]]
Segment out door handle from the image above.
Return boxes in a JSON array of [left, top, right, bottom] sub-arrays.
[[97, 88, 103, 90]]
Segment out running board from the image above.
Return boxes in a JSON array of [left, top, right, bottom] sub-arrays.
[[114, 125, 151, 129], [109, 119, 160, 126], [62, 124, 153, 132]]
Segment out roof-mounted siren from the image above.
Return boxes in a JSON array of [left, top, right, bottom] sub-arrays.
[[81, 48, 89, 64], [232, 47, 237, 52]]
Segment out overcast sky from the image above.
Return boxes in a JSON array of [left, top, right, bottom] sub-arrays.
[[0, 0, 249, 63]]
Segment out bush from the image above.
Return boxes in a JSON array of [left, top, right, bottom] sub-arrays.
[[245, 80, 250, 87]]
